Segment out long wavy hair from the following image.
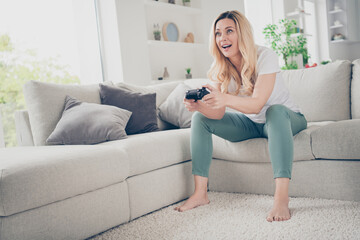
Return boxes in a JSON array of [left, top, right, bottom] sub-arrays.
[[207, 10, 257, 96]]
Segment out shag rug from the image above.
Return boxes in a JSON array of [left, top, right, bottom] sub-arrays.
[[89, 192, 360, 240]]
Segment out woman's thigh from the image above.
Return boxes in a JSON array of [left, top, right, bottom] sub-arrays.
[[193, 111, 263, 142]]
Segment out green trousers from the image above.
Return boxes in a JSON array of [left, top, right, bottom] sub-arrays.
[[191, 104, 307, 179]]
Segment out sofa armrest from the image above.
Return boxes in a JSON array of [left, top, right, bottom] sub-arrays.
[[15, 110, 34, 146]]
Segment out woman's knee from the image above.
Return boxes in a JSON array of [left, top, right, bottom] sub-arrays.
[[191, 111, 209, 125], [265, 104, 289, 121]]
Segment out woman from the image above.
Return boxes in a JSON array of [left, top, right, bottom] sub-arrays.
[[174, 10, 307, 222]]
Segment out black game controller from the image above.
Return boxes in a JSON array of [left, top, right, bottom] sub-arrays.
[[185, 87, 210, 102]]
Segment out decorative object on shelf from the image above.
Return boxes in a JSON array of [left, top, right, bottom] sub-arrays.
[[153, 24, 161, 41], [182, 0, 191, 7], [185, 68, 192, 79], [163, 67, 170, 80], [334, 2, 340, 10], [332, 33, 345, 41], [184, 32, 194, 43], [158, 77, 163, 80], [263, 19, 309, 69], [333, 20, 341, 26], [162, 22, 179, 42], [168, 0, 175, 4]]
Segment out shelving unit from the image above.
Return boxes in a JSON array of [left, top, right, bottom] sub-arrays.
[[286, 9, 312, 38], [326, 0, 360, 43], [144, 0, 207, 81]]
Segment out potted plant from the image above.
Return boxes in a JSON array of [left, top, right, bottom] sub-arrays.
[[153, 24, 161, 41], [183, 0, 191, 7], [263, 19, 309, 69], [185, 68, 192, 79]]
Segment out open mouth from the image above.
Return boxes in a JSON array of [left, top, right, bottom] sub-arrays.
[[222, 44, 232, 49]]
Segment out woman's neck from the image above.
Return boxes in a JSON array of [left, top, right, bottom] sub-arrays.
[[228, 53, 242, 74]]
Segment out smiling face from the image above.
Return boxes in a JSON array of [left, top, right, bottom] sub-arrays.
[[215, 18, 240, 60]]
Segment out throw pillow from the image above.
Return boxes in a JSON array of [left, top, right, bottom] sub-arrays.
[[23, 80, 100, 146], [158, 83, 193, 128], [99, 84, 159, 134], [46, 96, 132, 145]]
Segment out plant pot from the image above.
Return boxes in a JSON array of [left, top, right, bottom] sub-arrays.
[[185, 73, 192, 79], [154, 33, 161, 41]]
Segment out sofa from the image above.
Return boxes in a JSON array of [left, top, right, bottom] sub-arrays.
[[0, 59, 359, 240]]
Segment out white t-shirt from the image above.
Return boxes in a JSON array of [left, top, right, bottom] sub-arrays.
[[223, 45, 302, 123]]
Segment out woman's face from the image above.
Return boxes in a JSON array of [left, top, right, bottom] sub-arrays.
[[215, 18, 240, 59]]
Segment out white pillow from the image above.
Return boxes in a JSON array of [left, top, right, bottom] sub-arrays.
[[159, 83, 193, 128]]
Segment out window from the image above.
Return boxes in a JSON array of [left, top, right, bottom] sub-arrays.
[[0, 0, 102, 147]]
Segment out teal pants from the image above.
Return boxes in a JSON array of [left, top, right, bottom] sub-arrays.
[[191, 104, 307, 179]]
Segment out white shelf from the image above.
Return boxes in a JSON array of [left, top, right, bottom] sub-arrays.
[[144, 0, 201, 15], [286, 11, 311, 17], [150, 79, 185, 84], [148, 40, 206, 47], [329, 9, 344, 14], [290, 33, 312, 37], [330, 24, 344, 29]]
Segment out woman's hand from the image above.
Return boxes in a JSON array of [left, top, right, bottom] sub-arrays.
[[202, 84, 228, 109], [183, 98, 200, 112]]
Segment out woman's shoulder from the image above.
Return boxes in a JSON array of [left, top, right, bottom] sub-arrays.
[[255, 45, 280, 74]]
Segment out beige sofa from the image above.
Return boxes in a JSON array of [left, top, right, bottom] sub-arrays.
[[0, 59, 359, 240]]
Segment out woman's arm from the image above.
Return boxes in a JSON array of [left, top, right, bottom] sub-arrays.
[[203, 73, 276, 114]]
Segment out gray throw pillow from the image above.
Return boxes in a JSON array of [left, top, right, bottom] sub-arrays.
[[99, 84, 159, 135], [46, 96, 132, 145], [159, 83, 193, 128]]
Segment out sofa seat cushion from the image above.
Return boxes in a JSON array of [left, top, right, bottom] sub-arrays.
[[212, 124, 328, 163], [99, 129, 191, 177], [0, 145, 129, 217], [311, 119, 360, 159]]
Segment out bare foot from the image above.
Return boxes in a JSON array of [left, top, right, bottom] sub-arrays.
[[266, 197, 291, 222], [174, 193, 210, 212]]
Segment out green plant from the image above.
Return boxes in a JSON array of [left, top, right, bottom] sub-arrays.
[[321, 60, 330, 65], [263, 19, 309, 69], [183, 0, 191, 3], [185, 68, 191, 74], [0, 34, 79, 147]]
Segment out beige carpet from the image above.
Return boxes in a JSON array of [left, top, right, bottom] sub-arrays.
[[89, 192, 360, 240]]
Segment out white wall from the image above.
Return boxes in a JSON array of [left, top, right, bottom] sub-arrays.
[[244, 0, 272, 46], [116, 0, 151, 85], [73, 0, 103, 84], [96, 0, 124, 83]]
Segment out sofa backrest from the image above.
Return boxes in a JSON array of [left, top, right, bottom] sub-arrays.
[[24, 81, 101, 146], [281, 60, 352, 122], [351, 59, 360, 119]]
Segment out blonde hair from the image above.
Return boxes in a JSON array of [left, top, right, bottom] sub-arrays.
[[207, 10, 257, 96]]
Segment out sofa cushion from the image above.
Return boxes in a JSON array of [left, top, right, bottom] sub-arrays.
[[212, 125, 327, 163], [114, 81, 179, 131], [99, 129, 191, 177], [351, 59, 360, 119], [46, 96, 132, 145], [311, 119, 360, 159], [99, 84, 158, 134], [281, 60, 351, 122], [0, 145, 129, 216], [159, 83, 193, 128], [23, 81, 100, 146]]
